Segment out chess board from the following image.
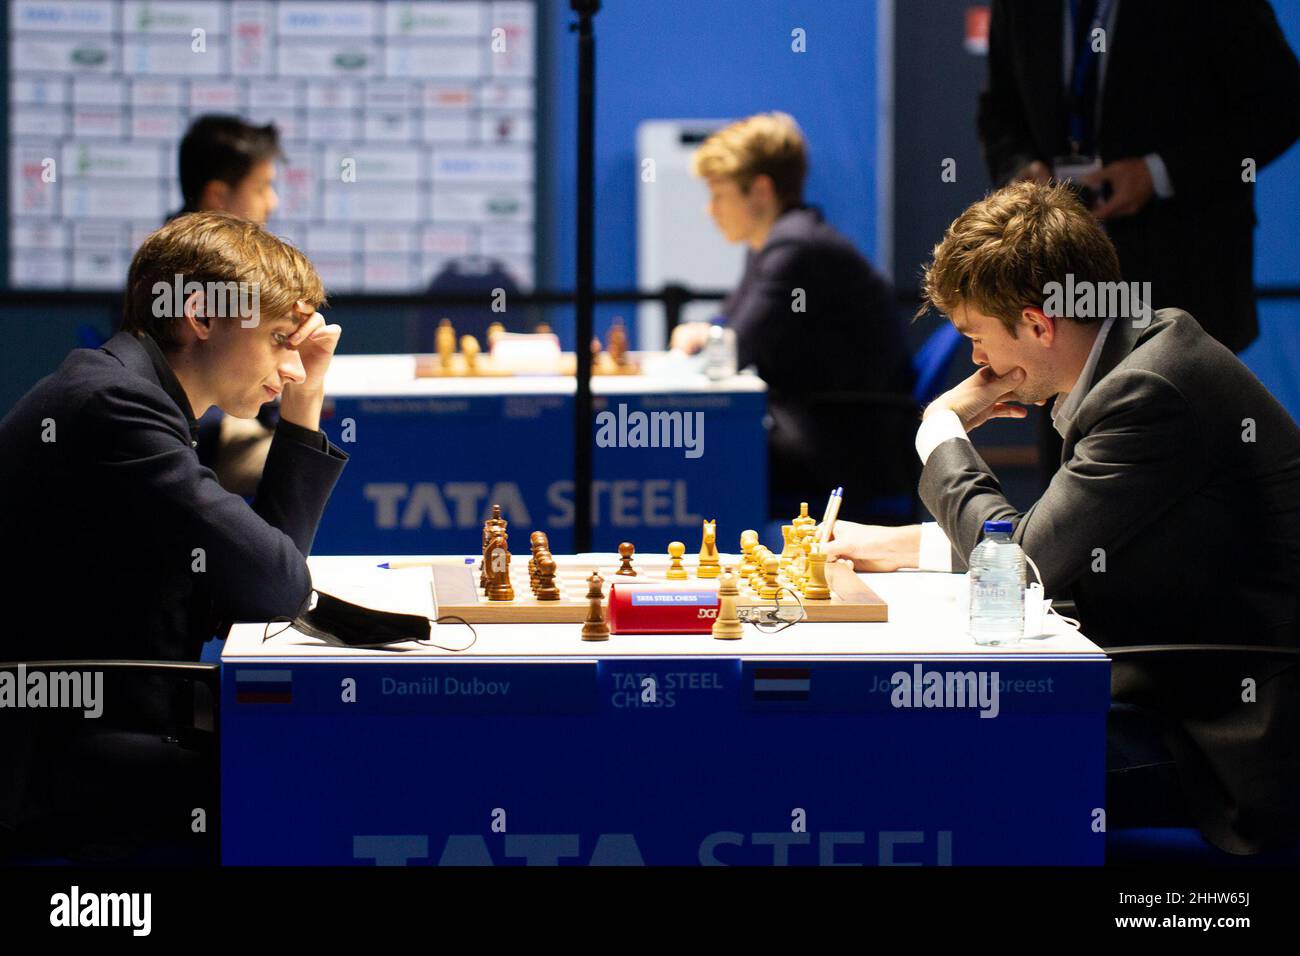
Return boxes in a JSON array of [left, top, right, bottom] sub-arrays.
[[414, 353, 640, 378], [430, 554, 888, 624]]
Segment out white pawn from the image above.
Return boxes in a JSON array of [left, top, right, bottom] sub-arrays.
[[803, 545, 832, 600]]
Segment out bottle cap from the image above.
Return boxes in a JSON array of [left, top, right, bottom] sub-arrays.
[[983, 520, 1013, 534]]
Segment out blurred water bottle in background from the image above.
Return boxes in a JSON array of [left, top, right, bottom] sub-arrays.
[[703, 318, 737, 381]]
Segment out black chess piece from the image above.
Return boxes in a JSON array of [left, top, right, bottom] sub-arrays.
[[485, 529, 514, 601], [616, 541, 637, 576], [581, 571, 609, 641], [535, 550, 560, 601], [529, 530, 548, 593], [480, 504, 505, 590]]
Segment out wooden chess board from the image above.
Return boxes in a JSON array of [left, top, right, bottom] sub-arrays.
[[414, 353, 640, 378], [430, 554, 888, 624]]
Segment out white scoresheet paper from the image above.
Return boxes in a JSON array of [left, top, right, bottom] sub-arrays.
[[8, 0, 537, 292]]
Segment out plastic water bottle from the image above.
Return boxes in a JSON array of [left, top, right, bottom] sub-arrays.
[[703, 320, 737, 381], [968, 520, 1026, 645]]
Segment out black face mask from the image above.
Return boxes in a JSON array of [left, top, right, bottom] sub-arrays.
[[287, 590, 432, 648]]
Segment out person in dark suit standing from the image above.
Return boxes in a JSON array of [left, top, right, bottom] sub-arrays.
[[978, 0, 1300, 483], [979, 0, 1300, 354], [827, 183, 1300, 854], [671, 113, 915, 521], [0, 212, 347, 853]]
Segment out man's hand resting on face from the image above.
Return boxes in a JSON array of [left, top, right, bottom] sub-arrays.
[[924, 365, 1035, 431], [279, 300, 341, 433], [822, 522, 921, 572]]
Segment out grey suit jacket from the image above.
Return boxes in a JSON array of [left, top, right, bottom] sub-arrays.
[[920, 310, 1300, 853]]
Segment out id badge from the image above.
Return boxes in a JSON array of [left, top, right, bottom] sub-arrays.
[[1051, 154, 1101, 184], [1051, 154, 1108, 209]]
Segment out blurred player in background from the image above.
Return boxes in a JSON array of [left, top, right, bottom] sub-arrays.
[[173, 114, 282, 226], [671, 112, 915, 523], [172, 115, 287, 494]]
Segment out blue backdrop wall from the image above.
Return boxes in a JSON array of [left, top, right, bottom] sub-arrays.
[[537, 0, 1300, 425], [2, 0, 1297, 422], [1242, 0, 1300, 421], [538, 0, 882, 345]]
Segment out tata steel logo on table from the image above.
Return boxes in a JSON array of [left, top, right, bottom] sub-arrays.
[[362, 479, 704, 530], [353, 830, 954, 866]]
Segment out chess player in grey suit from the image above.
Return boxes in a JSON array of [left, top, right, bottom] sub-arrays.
[[826, 182, 1300, 855]]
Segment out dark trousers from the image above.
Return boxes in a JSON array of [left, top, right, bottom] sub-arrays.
[[1106, 702, 1193, 829], [2, 702, 213, 864]]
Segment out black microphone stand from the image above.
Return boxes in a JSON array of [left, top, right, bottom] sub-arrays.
[[570, 0, 600, 553]]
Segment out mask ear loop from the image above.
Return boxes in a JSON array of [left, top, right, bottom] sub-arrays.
[[262, 589, 320, 643], [263, 616, 297, 643], [412, 615, 478, 652], [260, 592, 479, 651]]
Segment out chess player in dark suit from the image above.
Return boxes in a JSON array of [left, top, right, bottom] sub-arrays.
[[0, 213, 347, 853], [826, 183, 1300, 854], [670, 113, 915, 521]]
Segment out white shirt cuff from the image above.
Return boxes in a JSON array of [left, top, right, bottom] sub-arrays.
[[918, 521, 953, 573], [1143, 153, 1174, 199], [916, 409, 969, 465]]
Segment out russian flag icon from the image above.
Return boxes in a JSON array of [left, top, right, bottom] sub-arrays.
[[235, 669, 293, 704], [753, 667, 811, 701]]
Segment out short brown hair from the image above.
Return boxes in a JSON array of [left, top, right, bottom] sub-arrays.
[[123, 212, 326, 349], [178, 114, 283, 214], [691, 112, 807, 209], [919, 181, 1123, 334]]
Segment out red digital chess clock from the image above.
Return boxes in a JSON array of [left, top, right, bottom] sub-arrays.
[[607, 582, 722, 635]]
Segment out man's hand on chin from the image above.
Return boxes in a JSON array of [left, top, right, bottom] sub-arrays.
[[925, 366, 1032, 432], [822, 521, 921, 572]]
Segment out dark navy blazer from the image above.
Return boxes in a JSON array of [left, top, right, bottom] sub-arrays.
[[0, 330, 348, 666]]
